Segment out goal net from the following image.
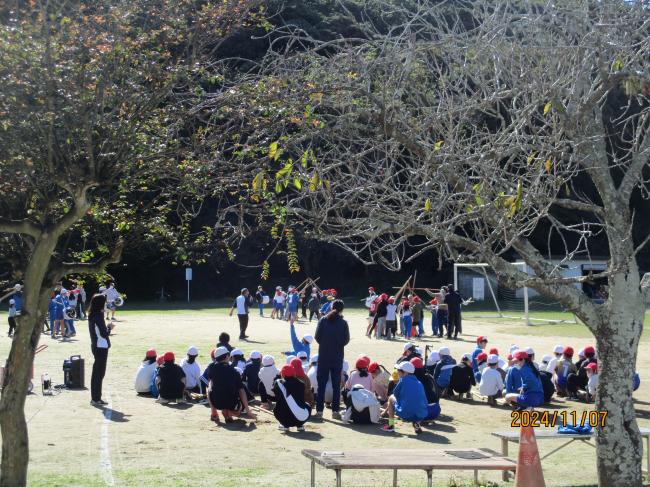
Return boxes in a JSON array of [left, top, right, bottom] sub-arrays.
[[453, 262, 577, 325]]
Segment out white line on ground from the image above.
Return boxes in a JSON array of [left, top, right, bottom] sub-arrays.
[[100, 396, 115, 486]]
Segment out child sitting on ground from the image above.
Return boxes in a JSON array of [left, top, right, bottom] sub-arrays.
[[207, 347, 256, 423], [180, 346, 202, 396], [433, 347, 457, 395], [290, 358, 315, 407], [343, 384, 381, 424], [258, 354, 279, 409], [411, 357, 441, 421], [479, 354, 504, 405], [156, 352, 186, 404], [553, 346, 575, 397], [449, 354, 475, 399], [369, 362, 390, 403], [273, 364, 311, 432], [345, 356, 374, 398], [505, 351, 544, 410], [150, 355, 165, 397], [243, 351, 262, 395], [135, 349, 157, 394], [381, 361, 428, 434], [581, 362, 598, 403], [474, 352, 488, 383]]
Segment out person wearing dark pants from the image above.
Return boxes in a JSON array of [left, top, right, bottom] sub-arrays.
[[88, 293, 110, 406], [314, 299, 350, 419], [229, 288, 252, 340], [444, 285, 464, 339]]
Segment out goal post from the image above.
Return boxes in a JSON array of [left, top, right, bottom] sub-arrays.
[[453, 262, 575, 325]]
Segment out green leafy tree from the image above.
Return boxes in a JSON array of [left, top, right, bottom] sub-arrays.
[[0, 1, 261, 485]]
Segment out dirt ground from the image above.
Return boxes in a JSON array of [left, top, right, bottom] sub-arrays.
[[1, 304, 649, 487]]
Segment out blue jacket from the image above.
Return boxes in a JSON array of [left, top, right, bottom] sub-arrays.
[[471, 347, 483, 372], [320, 300, 332, 314], [12, 292, 22, 312], [519, 363, 543, 394], [286, 292, 299, 312], [150, 368, 160, 397], [315, 314, 349, 367], [505, 366, 522, 393], [285, 325, 310, 358], [393, 375, 428, 421], [433, 355, 457, 389]]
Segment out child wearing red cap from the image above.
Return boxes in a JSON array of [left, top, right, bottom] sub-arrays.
[[345, 356, 374, 395], [411, 296, 425, 338], [135, 349, 158, 394], [505, 351, 544, 409], [472, 336, 488, 374], [369, 362, 390, 403], [385, 297, 398, 339], [582, 362, 598, 403], [273, 364, 312, 432], [290, 358, 314, 407], [156, 352, 187, 404], [566, 346, 596, 400], [554, 347, 577, 397], [411, 357, 441, 420]]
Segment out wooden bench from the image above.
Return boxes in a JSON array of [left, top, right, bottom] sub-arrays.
[[492, 427, 650, 481], [302, 448, 516, 487]]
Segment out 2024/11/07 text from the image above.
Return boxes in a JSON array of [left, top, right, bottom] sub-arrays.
[[511, 410, 608, 428]]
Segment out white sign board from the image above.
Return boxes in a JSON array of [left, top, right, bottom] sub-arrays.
[[472, 277, 485, 301], [185, 268, 193, 281]]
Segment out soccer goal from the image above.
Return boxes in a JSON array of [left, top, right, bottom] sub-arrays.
[[453, 262, 577, 325]]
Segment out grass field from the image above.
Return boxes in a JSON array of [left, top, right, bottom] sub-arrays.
[[0, 302, 649, 487]]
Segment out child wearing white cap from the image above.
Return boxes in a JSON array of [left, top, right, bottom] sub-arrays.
[[433, 347, 456, 394], [206, 347, 256, 423], [478, 354, 505, 405], [545, 345, 564, 374], [181, 346, 202, 395], [285, 325, 313, 359], [243, 351, 263, 394], [230, 348, 246, 371], [259, 355, 279, 409], [381, 361, 428, 434]]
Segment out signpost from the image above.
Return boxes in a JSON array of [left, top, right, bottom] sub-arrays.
[[185, 268, 192, 303]]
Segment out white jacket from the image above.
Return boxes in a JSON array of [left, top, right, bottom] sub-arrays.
[[479, 367, 504, 397], [259, 364, 279, 397], [343, 387, 380, 423], [135, 361, 157, 393], [181, 359, 202, 389]]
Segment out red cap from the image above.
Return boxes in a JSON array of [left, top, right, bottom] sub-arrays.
[[429, 298, 438, 305], [585, 362, 598, 372], [514, 351, 529, 361], [163, 351, 175, 362], [489, 348, 499, 355], [331, 289, 337, 296], [280, 364, 296, 378], [584, 346, 596, 355], [476, 352, 488, 363], [410, 357, 424, 369], [290, 358, 306, 378], [477, 336, 488, 344], [368, 362, 379, 373], [356, 356, 371, 370], [210, 348, 216, 360], [156, 355, 165, 366], [413, 296, 421, 303], [368, 287, 375, 291], [380, 293, 388, 301], [563, 346, 574, 357], [506, 354, 513, 361], [145, 349, 157, 359]]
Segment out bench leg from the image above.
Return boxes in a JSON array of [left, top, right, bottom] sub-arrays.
[[427, 469, 432, 487], [646, 435, 650, 476], [393, 469, 397, 487], [335, 468, 341, 487], [310, 460, 315, 487], [501, 438, 510, 482]]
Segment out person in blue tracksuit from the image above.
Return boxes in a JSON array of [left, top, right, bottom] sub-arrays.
[[286, 286, 300, 325], [472, 336, 488, 373], [505, 350, 544, 409], [382, 361, 428, 434], [505, 355, 523, 394], [433, 347, 457, 393], [284, 324, 313, 359]]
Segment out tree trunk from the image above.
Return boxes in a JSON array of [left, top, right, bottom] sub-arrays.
[[595, 268, 644, 487], [0, 237, 57, 487]]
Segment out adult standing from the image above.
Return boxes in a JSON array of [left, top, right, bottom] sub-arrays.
[[229, 288, 252, 340], [314, 299, 350, 420], [255, 286, 266, 317], [77, 283, 87, 319], [104, 282, 121, 321], [444, 284, 464, 339], [88, 293, 110, 406]]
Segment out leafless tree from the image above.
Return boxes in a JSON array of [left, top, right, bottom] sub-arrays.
[[204, 1, 650, 485]]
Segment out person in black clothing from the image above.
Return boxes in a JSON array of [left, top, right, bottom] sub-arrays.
[[308, 288, 321, 322], [397, 343, 419, 364], [539, 370, 555, 403], [449, 355, 476, 398], [243, 351, 262, 394], [314, 299, 350, 419], [207, 346, 256, 423], [88, 293, 110, 406], [567, 346, 596, 397], [273, 364, 311, 431], [369, 294, 388, 338], [444, 284, 465, 339], [156, 352, 186, 403], [217, 332, 233, 352], [411, 358, 439, 404]]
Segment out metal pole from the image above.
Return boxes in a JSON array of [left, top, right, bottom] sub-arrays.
[[187, 280, 190, 303]]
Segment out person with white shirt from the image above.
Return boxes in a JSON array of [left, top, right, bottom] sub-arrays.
[[229, 288, 252, 340], [385, 297, 398, 339], [584, 362, 598, 402], [259, 354, 280, 408], [545, 344, 564, 373], [135, 349, 158, 394], [479, 354, 505, 405], [103, 283, 121, 321], [181, 346, 202, 394]]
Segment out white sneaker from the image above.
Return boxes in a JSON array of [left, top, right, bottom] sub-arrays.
[[156, 397, 169, 404]]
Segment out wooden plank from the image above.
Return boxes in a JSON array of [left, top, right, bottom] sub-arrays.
[[302, 448, 516, 471]]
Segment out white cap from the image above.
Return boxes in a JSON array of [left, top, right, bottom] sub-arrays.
[[542, 354, 552, 364], [285, 355, 296, 364], [553, 344, 564, 354], [509, 345, 519, 353], [215, 346, 230, 359], [438, 347, 450, 356], [231, 348, 243, 356], [297, 351, 308, 359], [187, 346, 198, 356], [498, 358, 506, 369], [14, 284, 22, 291], [578, 348, 585, 358], [462, 353, 472, 362], [525, 347, 535, 355], [415, 346, 423, 356], [60, 288, 69, 295], [487, 354, 499, 365], [250, 350, 262, 360], [303, 335, 314, 344], [403, 342, 415, 352], [342, 360, 349, 373], [426, 352, 440, 365], [8, 299, 15, 305], [396, 361, 415, 374], [262, 355, 275, 366], [310, 354, 319, 364]]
